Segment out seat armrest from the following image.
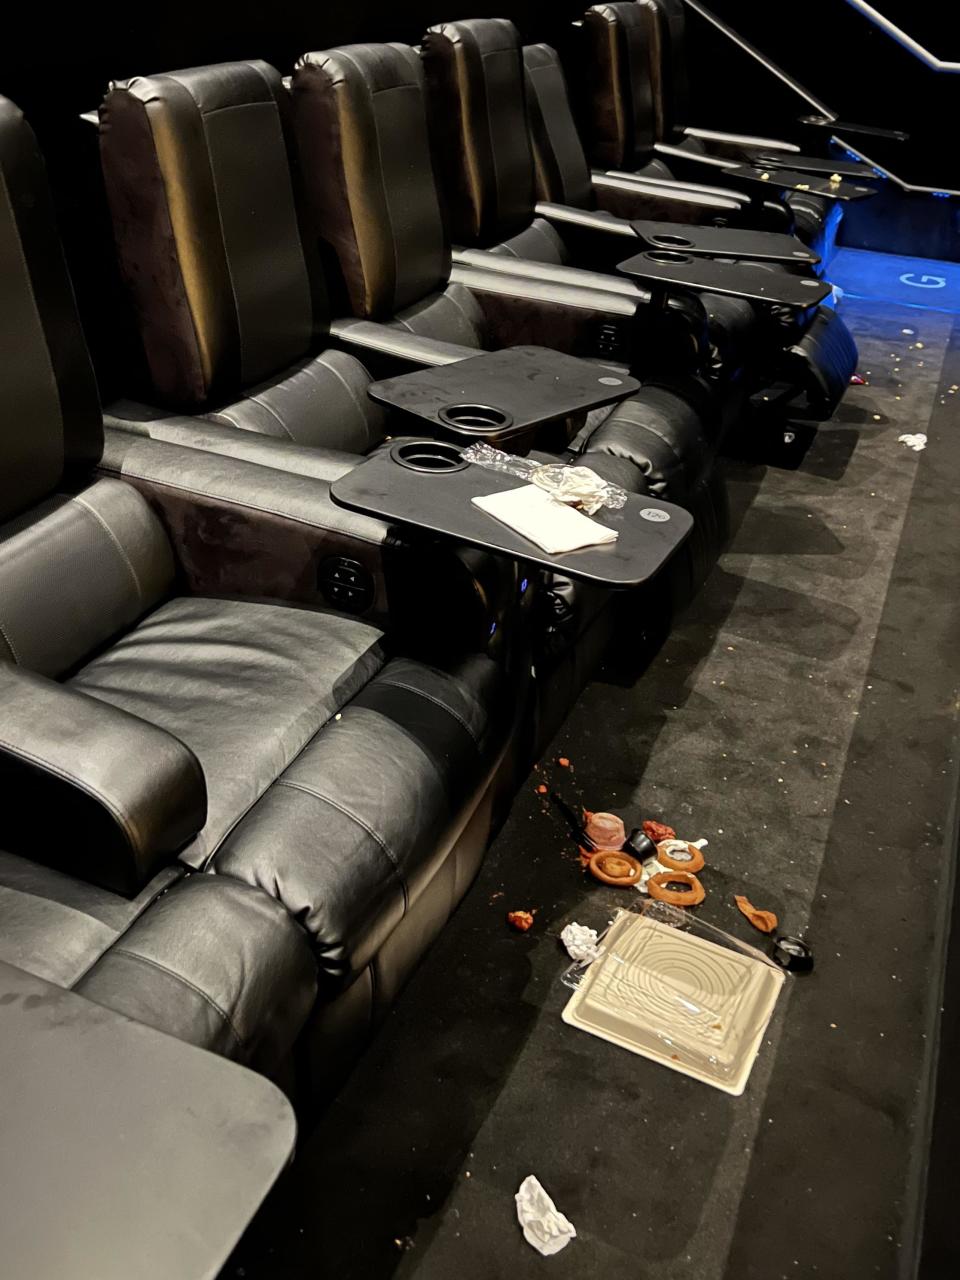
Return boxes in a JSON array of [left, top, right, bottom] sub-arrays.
[[99, 432, 515, 652], [453, 248, 641, 297], [682, 125, 800, 155], [0, 665, 207, 896], [100, 430, 392, 621], [591, 172, 744, 220], [105, 403, 359, 481], [533, 200, 637, 239], [329, 318, 476, 368], [601, 169, 753, 205]]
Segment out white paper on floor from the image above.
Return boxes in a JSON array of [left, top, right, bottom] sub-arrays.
[[560, 922, 603, 963], [515, 1175, 577, 1256], [898, 433, 927, 452]]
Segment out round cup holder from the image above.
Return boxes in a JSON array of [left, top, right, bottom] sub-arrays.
[[644, 249, 695, 266], [437, 402, 514, 435], [390, 439, 468, 473], [649, 232, 695, 249]]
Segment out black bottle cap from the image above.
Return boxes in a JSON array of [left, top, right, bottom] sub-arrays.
[[770, 934, 814, 973], [624, 828, 657, 861]]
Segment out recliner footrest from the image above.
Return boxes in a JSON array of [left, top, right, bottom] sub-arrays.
[[783, 306, 860, 421]]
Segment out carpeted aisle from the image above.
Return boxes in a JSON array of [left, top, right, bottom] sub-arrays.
[[229, 268, 960, 1280]]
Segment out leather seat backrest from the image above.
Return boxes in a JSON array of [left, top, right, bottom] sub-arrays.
[[99, 62, 317, 411], [652, 0, 691, 136], [580, 1, 666, 169], [0, 98, 103, 522], [522, 44, 594, 210], [291, 43, 451, 321], [421, 19, 536, 248], [0, 97, 175, 678]]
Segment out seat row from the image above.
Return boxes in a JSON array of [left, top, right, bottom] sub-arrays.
[[0, 5, 868, 1098]]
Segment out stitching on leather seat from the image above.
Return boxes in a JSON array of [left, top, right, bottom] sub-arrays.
[[73, 493, 146, 606], [275, 777, 409, 911], [0, 619, 21, 664], [103, 947, 244, 1052], [372, 677, 481, 746]]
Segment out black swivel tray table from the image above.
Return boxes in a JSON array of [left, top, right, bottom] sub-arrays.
[[618, 249, 832, 308], [330, 444, 692, 589], [368, 345, 640, 447], [723, 162, 876, 201], [631, 220, 820, 266]]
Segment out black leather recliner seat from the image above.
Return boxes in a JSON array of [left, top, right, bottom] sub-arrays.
[[573, 2, 875, 265], [0, 93, 518, 1081], [519, 39, 859, 421]]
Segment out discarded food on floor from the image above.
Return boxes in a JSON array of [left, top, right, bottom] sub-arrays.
[[657, 839, 706, 874], [647, 870, 706, 906], [560, 922, 604, 963], [587, 850, 643, 887], [643, 819, 676, 843], [733, 894, 778, 934], [583, 810, 626, 849], [897, 432, 927, 452], [515, 1175, 577, 1256], [507, 910, 535, 932]]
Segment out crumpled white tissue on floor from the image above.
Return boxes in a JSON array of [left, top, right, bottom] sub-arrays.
[[515, 1175, 577, 1256], [560, 922, 603, 963], [898, 433, 927, 452]]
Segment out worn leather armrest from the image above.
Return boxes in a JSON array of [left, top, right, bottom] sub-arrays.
[[329, 318, 476, 367], [533, 200, 637, 239], [105, 403, 359, 482], [600, 168, 753, 205], [100, 429, 393, 620], [0, 665, 207, 896], [452, 250, 641, 299], [591, 172, 744, 218], [682, 125, 800, 155]]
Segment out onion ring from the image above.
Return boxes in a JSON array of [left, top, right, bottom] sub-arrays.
[[646, 870, 706, 906], [656, 840, 705, 874], [587, 850, 643, 887]]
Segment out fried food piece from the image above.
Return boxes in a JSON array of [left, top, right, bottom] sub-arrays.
[[507, 910, 535, 932], [734, 895, 778, 933]]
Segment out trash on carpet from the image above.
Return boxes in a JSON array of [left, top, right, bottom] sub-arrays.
[[587, 850, 643, 887], [515, 1175, 577, 1256], [646, 870, 706, 906], [560, 903, 785, 1094], [642, 819, 676, 843], [733, 895, 779, 934], [582, 810, 626, 850], [849, 374, 866, 385], [507, 910, 536, 932], [897, 432, 927, 452], [560, 922, 603, 963]]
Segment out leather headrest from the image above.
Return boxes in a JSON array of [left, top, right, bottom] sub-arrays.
[[292, 43, 450, 318], [0, 97, 102, 522], [421, 18, 536, 247], [522, 44, 594, 209], [580, 1, 666, 168], [100, 62, 316, 410]]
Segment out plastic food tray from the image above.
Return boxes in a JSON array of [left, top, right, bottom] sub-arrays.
[[562, 909, 784, 1095]]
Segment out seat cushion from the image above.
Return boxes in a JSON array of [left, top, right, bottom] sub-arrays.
[[212, 653, 508, 988], [202, 347, 386, 453], [490, 217, 569, 265], [0, 850, 316, 1071], [70, 597, 385, 868], [391, 283, 487, 347], [75, 874, 317, 1072], [573, 383, 713, 502], [0, 849, 179, 988]]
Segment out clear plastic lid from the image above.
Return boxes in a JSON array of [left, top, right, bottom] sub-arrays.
[[561, 901, 785, 1095]]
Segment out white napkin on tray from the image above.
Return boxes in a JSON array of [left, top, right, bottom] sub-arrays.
[[472, 484, 618, 554]]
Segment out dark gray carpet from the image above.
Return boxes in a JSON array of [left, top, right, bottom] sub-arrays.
[[229, 287, 960, 1280]]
